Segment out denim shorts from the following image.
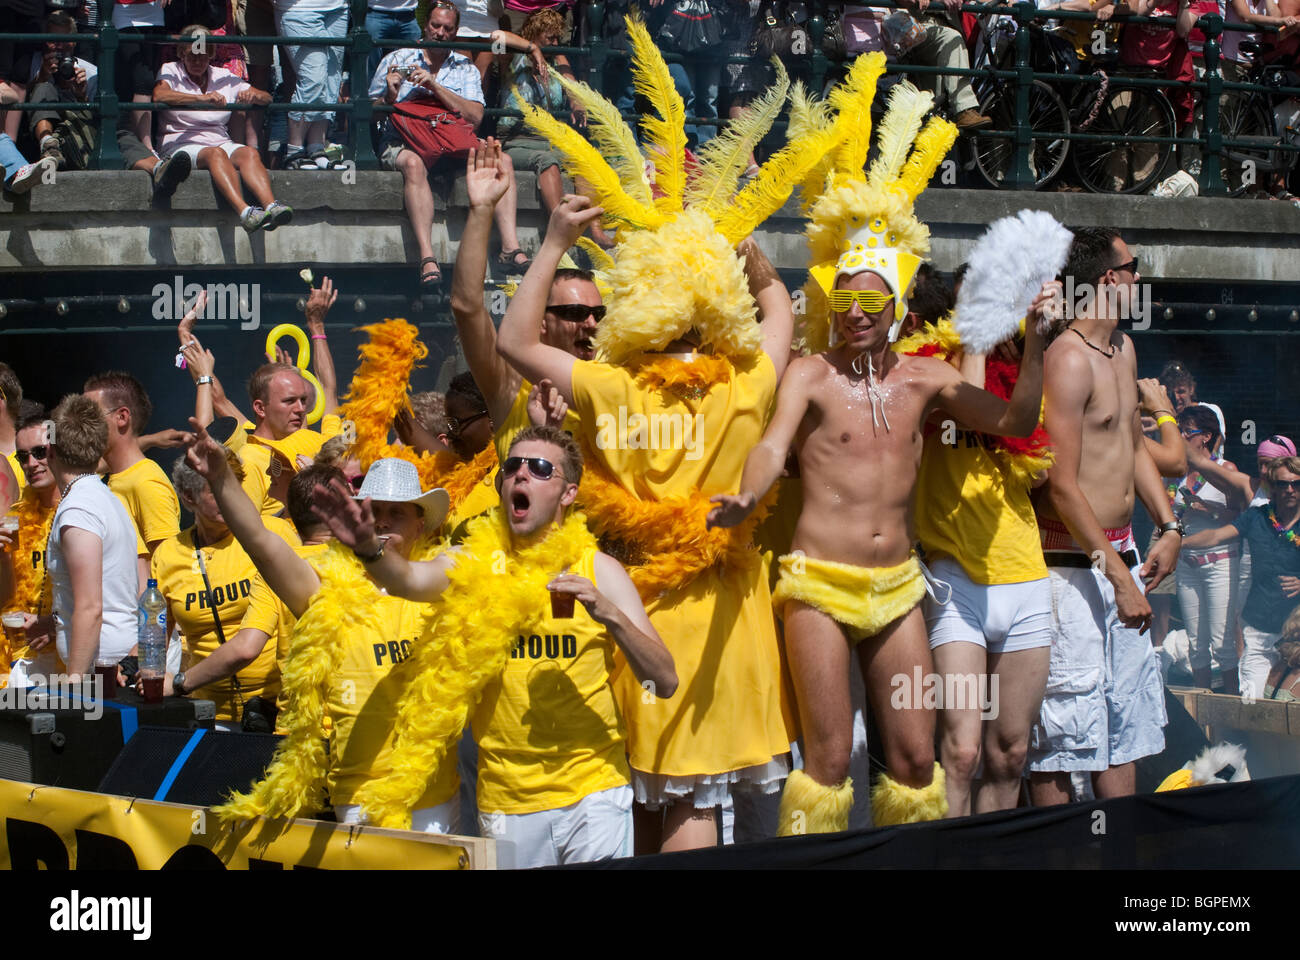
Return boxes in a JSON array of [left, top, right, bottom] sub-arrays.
[[1027, 561, 1168, 772], [277, 5, 348, 125]]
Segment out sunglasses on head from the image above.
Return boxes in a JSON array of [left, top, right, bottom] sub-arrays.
[[446, 409, 489, 437], [502, 456, 563, 481], [827, 289, 892, 313], [14, 445, 48, 464], [547, 303, 606, 323], [1112, 256, 1139, 275]]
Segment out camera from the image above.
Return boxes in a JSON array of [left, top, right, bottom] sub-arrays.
[[55, 55, 76, 82]]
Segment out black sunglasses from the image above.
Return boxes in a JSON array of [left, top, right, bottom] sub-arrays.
[[502, 456, 564, 481], [547, 303, 606, 323], [348, 474, 365, 492], [14, 445, 48, 463], [1275, 479, 1300, 492], [1112, 257, 1139, 275], [446, 409, 490, 437]]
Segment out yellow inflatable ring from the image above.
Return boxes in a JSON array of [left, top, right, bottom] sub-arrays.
[[265, 323, 325, 425]]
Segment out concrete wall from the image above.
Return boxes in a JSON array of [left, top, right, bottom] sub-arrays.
[[3, 169, 1297, 282]]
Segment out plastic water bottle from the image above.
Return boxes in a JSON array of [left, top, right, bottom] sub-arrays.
[[138, 579, 167, 703]]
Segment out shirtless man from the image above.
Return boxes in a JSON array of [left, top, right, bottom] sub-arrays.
[[1027, 227, 1180, 805], [709, 266, 1054, 831]]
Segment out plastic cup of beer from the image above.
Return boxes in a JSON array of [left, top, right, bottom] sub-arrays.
[[94, 657, 119, 700], [139, 670, 164, 704], [2, 611, 25, 649], [549, 587, 575, 619], [0, 515, 17, 544]]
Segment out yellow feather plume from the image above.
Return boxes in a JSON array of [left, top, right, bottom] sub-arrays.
[[714, 116, 849, 245], [685, 58, 789, 217], [896, 116, 959, 202], [829, 52, 887, 176], [555, 72, 653, 206], [866, 82, 934, 193], [574, 236, 614, 274], [521, 102, 665, 230], [627, 16, 686, 213], [787, 79, 832, 141]]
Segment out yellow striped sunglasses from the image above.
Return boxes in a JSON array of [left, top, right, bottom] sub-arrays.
[[827, 289, 893, 313]]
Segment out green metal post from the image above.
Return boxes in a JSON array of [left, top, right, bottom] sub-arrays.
[[93, 23, 123, 171], [1010, 2, 1034, 189], [1200, 13, 1225, 195], [349, 0, 377, 170]]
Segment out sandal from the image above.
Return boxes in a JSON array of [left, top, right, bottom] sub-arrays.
[[498, 248, 531, 269], [418, 257, 442, 287]]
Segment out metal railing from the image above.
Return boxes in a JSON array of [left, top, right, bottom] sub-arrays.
[[1, 0, 1297, 195]]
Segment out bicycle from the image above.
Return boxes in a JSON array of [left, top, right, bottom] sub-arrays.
[[967, 16, 1178, 193]]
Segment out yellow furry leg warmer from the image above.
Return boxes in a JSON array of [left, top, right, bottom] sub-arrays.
[[776, 769, 854, 836], [871, 763, 948, 826]]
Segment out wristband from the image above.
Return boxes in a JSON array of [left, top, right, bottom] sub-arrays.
[[1156, 414, 1177, 428], [311, 334, 328, 341], [196, 375, 214, 386], [353, 541, 384, 563]]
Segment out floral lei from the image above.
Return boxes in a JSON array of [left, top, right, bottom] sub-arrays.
[[1266, 505, 1300, 551]]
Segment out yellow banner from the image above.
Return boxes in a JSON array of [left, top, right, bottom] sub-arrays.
[[0, 780, 494, 870]]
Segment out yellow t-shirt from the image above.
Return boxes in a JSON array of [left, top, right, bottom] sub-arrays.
[[914, 430, 1048, 585], [324, 590, 458, 811], [471, 546, 629, 815], [107, 457, 181, 554], [246, 540, 332, 666], [150, 516, 299, 721], [569, 354, 795, 776], [239, 417, 343, 518], [5, 451, 25, 498], [493, 383, 583, 464]]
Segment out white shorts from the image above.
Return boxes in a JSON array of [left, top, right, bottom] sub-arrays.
[[478, 784, 633, 869], [1027, 559, 1167, 773], [168, 141, 242, 163], [335, 794, 460, 835], [924, 558, 1052, 653]]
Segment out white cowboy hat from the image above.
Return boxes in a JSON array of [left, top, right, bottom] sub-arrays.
[[354, 458, 449, 532]]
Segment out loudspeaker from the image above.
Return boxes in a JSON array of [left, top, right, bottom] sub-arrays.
[[0, 688, 215, 791], [98, 726, 282, 806]]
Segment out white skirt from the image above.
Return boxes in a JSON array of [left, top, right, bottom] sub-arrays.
[[631, 754, 791, 810]]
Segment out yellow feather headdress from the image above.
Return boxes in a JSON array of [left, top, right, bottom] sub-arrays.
[[522, 15, 880, 365], [799, 62, 960, 354]]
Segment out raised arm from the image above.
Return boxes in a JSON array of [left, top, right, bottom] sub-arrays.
[[738, 237, 794, 381], [310, 476, 455, 603], [936, 289, 1050, 438], [708, 357, 813, 528], [1133, 412, 1181, 591], [451, 140, 524, 425], [497, 196, 604, 406], [550, 552, 677, 696], [1186, 442, 1253, 512], [185, 420, 320, 617], [305, 277, 340, 415]]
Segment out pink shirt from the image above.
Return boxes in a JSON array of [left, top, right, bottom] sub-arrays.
[[158, 61, 250, 154]]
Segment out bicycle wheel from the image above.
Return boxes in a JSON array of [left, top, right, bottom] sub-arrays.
[[1216, 91, 1277, 197], [970, 80, 1071, 189], [1072, 85, 1176, 194]]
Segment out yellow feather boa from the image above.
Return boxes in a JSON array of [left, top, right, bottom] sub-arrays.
[[576, 448, 775, 601], [334, 317, 500, 514], [8, 488, 55, 618], [350, 507, 597, 829], [214, 543, 386, 821], [628, 353, 733, 400]]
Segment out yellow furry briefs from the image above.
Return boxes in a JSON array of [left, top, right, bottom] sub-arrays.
[[771, 553, 926, 642]]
